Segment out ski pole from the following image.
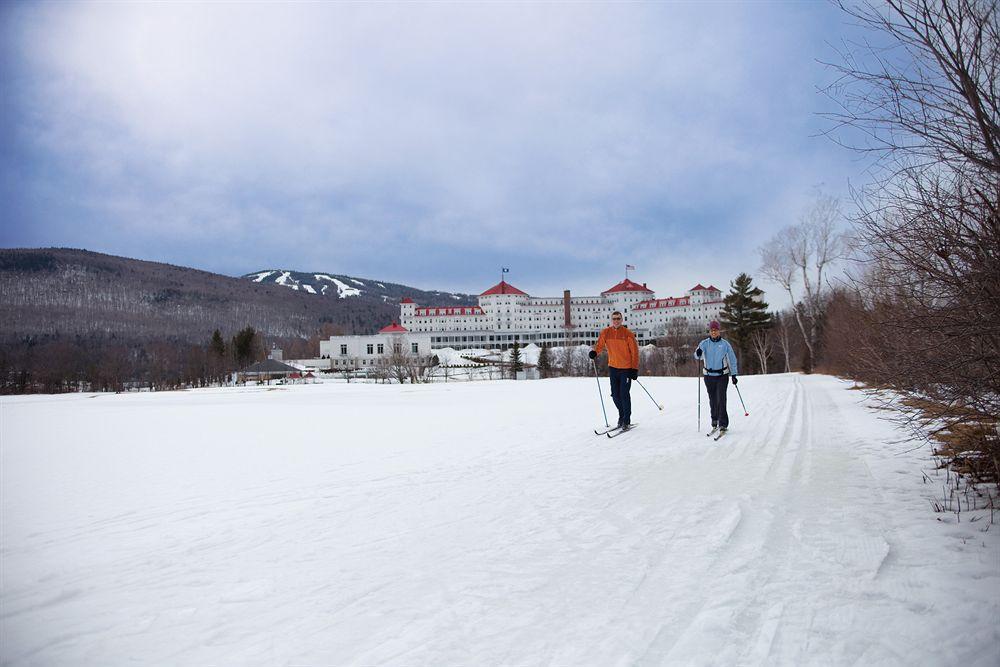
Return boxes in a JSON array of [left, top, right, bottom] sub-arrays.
[[635, 378, 663, 411], [733, 379, 749, 416], [592, 359, 610, 427], [697, 370, 701, 431]]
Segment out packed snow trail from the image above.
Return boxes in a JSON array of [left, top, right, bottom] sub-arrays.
[[1, 375, 998, 665]]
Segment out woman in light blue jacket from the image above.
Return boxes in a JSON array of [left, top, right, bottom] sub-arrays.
[[694, 320, 738, 435]]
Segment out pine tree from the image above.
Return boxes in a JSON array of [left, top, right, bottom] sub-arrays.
[[231, 326, 258, 369], [510, 341, 523, 379], [537, 345, 551, 379], [720, 273, 771, 373], [210, 329, 226, 358]]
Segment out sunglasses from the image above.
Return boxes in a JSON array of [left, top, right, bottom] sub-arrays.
[[612, 316, 622, 321]]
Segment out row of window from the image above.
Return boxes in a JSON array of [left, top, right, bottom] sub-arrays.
[[334, 342, 420, 356], [427, 330, 651, 344]]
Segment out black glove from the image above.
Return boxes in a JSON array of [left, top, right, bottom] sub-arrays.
[[695, 348, 703, 358], [731, 376, 738, 385], [629, 369, 638, 380], [588, 350, 597, 359]]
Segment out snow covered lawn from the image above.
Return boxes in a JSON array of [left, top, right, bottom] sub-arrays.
[[2, 374, 998, 665]]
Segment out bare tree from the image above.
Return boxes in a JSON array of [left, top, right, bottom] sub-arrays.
[[820, 0, 1000, 481], [750, 329, 773, 375], [824, 0, 1000, 174], [773, 311, 794, 373], [759, 192, 850, 372]]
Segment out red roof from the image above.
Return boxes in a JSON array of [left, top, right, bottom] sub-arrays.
[[481, 280, 528, 297], [706, 285, 720, 292], [378, 322, 409, 333], [691, 284, 707, 291], [400, 297, 414, 304], [603, 279, 654, 295]]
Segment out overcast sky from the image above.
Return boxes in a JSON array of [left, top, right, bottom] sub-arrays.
[[1, 1, 870, 301]]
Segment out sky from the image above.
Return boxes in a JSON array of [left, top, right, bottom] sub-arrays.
[[0, 1, 874, 302]]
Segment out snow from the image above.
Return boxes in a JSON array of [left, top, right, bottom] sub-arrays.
[[349, 278, 365, 286], [301, 284, 316, 294], [246, 271, 274, 283], [2, 375, 997, 665], [330, 278, 360, 298], [274, 271, 294, 286], [434, 344, 542, 367], [313, 274, 361, 298]]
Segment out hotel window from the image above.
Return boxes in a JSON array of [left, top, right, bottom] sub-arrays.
[[367, 344, 374, 354], [340, 345, 348, 355], [377, 344, 384, 354], [411, 343, 419, 354]]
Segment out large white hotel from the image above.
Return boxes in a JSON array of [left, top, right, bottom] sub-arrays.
[[398, 278, 724, 350]]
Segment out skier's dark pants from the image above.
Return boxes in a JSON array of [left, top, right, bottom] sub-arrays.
[[703, 374, 730, 428], [609, 367, 632, 425]]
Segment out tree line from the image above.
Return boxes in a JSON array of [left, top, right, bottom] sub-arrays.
[[0, 327, 272, 394]]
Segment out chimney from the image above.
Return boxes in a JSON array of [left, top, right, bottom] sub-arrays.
[[563, 290, 572, 327]]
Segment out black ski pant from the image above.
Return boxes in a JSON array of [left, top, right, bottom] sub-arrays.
[[703, 374, 730, 428], [609, 367, 632, 425]]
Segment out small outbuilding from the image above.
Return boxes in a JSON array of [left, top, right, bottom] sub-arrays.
[[240, 358, 300, 384]]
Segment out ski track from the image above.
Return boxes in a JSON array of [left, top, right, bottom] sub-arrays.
[[1, 375, 998, 665]]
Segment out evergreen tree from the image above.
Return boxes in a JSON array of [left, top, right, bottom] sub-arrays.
[[537, 345, 551, 379], [210, 329, 226, 358], [231, 326, 258, 369], [510, 341, 523, 379], [720, 273, 772, 372]]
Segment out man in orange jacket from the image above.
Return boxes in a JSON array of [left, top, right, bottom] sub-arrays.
[[589, 310, 640, 429]]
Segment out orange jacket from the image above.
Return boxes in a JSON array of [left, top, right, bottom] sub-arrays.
[[594, 325, 639, 370]]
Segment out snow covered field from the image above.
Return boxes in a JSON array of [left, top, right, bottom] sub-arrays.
[[2, 374, 998, 665]]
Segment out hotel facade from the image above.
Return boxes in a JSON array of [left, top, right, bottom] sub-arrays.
[[395, 278, 724, 350]]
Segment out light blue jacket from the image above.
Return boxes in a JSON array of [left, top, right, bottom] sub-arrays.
[[694, 337, 738, 376]]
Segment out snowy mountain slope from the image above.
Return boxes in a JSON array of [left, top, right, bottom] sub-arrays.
[[0, 248, 425, 341], [1, 375, 997, 665], [0, 249, 477, 342], [243, 268, 476, 306]]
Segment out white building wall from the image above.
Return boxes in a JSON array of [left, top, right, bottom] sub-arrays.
[[320, 332, 434, 369], [398, 283, 724, 349]]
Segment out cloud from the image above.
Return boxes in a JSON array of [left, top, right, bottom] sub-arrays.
[[2, 1, 861, 296]]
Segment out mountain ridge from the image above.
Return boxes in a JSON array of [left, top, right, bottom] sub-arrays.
[[0, 248, 476, 344]]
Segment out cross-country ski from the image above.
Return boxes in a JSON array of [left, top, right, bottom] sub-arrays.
[[606, 424, 638, 438]]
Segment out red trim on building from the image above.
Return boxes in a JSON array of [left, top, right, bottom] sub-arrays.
[[480, 280, 528, 296], [414, 307, 485, 317], [400, 297, 415, 304], [634, 296, 692, 310], [602, 279, 654, 295], [379, 322, 409, 333]]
